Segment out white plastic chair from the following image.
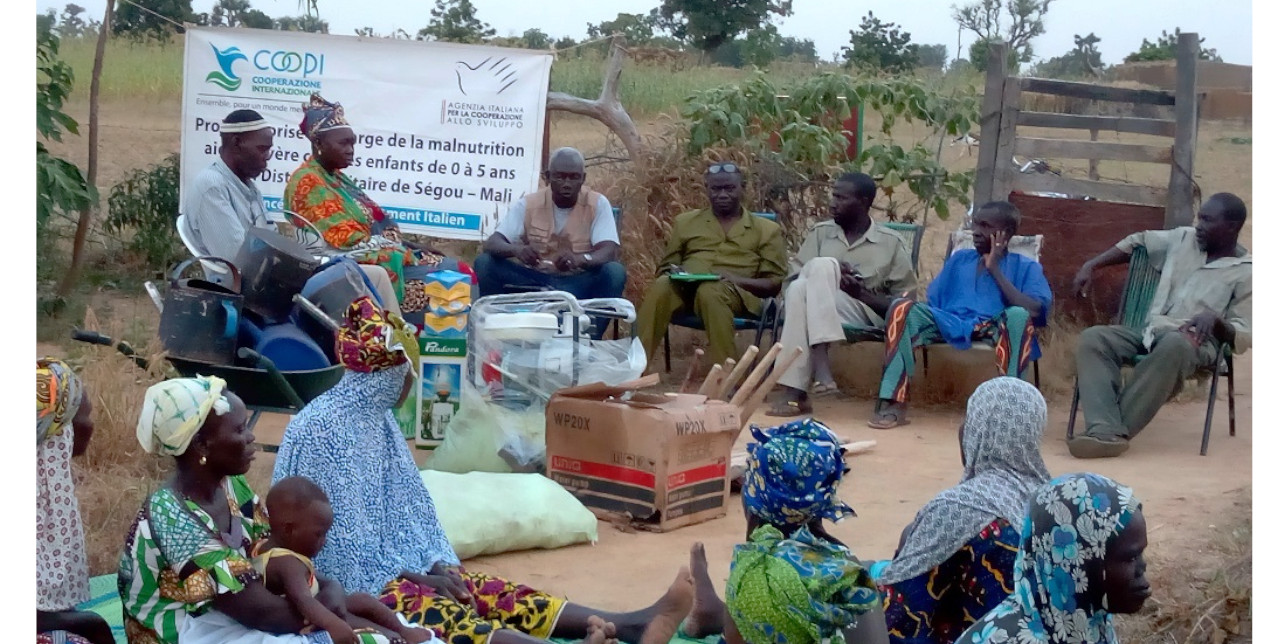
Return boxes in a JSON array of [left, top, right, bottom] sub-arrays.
[[175, 213, 232, 283]]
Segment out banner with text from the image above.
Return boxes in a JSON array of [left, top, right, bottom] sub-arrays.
[[181, 26, 552, 240]]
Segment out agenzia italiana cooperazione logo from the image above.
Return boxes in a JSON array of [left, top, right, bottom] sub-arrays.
[[206, 44, 247, 91]]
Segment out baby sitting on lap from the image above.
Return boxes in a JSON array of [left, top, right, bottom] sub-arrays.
[[256, 476, 435, 644]]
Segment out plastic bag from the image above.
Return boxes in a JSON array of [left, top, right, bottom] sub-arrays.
[[424, 380, 543, 474]]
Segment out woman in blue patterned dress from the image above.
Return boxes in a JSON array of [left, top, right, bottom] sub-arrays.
[[877, 377, 1052, 644], [955, 473, 1150, 644], [273, 297, 695, 644]]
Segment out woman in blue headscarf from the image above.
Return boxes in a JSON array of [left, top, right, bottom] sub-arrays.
[[956, 473, 1151, 644], [682, 418, 889, 644]]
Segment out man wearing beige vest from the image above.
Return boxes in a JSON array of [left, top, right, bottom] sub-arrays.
[[476, 147, 626, 337]]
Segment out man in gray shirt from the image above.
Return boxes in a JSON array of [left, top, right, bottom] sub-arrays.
[[182, 109, 399, 313], [1068, 192, 1251, 458]]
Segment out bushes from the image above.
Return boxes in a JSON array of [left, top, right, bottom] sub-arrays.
[[104, 153, 184, 271]]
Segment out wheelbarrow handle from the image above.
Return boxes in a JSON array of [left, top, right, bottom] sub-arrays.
[[236, 347, 306, 410], [70, 329, 150, 370]]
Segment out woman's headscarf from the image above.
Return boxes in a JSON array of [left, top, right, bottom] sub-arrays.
[[879, 377, 1051, 586], [300, 93, 351, 143], [726, 524, 880, 644], [136, 376, 231, 456], [959, 473, 1141, 644], [36, 359, 89, 611], [37, 358, 84, 444], [741, 418, 854, 527], [336, 296, 419, 374]]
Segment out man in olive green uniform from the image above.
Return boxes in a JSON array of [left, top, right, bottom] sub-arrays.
[[636, 164, 788, 368]]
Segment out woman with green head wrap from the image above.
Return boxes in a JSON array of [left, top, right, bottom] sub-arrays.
[[682, 418, 890, 644]]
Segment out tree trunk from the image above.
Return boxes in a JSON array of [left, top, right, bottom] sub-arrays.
[[58, 0, 114, 298], [546, 35, 646, 166]]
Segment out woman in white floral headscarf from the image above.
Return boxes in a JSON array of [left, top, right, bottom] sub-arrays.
[[36, 358, 113, 644]]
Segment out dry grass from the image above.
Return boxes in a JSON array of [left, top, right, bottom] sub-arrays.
[[1116, 490, 1252, 644], [71, 309, 174, 575]]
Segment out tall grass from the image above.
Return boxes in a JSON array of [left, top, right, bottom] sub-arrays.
[[54, 35, 827, 117], [60, 36, 184, 102]]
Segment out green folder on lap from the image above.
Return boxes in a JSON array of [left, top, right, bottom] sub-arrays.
[[669, 273, 721, 282]]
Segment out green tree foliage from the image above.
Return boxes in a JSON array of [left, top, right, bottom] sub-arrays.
[[1123, 28, 1222, 63], [241, 9, 273, 29], [777, 36, 818, 63], [36, 21, 95, 231], [587, 12, 658, 46], [58, 4, 100, 38], [918, 44, 948, 69], [968, 38, 1020, 73], [553, 36, 578, 50], [842, 11, 920, 73], [657, 0, 793, 56], [417, 0, 495, 44], [521, 28, 551, 49], [275, 14, 329, 33], [952, 0, 1053, 64], [1031, 33, 1105, 79], [105, 154, 184, 271], [114, 0, 197, 41], [683, 72, 978, 226]]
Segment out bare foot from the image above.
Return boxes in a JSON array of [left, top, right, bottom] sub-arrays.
[[682, 543, 726, 638], [580, 623, 609, 644], [639, 567, 695, 644], [588, 615, 620, 644]]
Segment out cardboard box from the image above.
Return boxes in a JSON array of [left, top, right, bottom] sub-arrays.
[[416, 337, 466, 450], [545, 380, 740, 532]]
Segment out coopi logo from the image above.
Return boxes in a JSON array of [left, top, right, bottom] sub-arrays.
[[206, 44, 247, 91]]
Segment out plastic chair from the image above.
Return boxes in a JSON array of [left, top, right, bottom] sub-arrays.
[[1065, 247, 1236, 455], [174, 213, 232, 283], [660, 212, 781, 372], [839, 221, 925, 344]]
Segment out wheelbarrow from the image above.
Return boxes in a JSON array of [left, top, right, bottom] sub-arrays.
[[71, 321, 345, 453]]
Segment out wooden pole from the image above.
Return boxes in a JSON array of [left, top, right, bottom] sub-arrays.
[[737, 347, 803, 429], [729, 343, 782, 408], [1088, 128, 1100, 180], [57, 0, 114, 298], [973, 42, 1009, 206], [697, 364, 724, 397], [718, 345, 759, 399], [1165, 32, 1200, 229]]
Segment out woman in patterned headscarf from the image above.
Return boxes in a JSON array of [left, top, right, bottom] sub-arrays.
[[36, 359, 113, 644], [682, 418, 889, 644], [956, 473, 1150, 644], [877, 377, 1052, 644], [275, 296, 695, 644], [282, 93, 475, 306]]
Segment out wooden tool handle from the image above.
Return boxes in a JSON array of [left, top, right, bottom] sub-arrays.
[[678, 348, 705, 394], [738, 346, 803, 429], [710, 358, 737, 399], [729, 342, 782, 408], [719, 345, 759, 400], [697, 364, 724, 397]]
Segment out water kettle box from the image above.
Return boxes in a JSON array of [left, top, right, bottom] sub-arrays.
[[415, 337, 467, 450], [545, 377, 740, 532]]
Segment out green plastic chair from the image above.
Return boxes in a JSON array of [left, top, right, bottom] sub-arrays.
[[661, 212, 781, 372], [1066, 246, 1237, 455]]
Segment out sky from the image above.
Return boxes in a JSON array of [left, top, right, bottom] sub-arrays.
[[37, 0, 1253, 67]]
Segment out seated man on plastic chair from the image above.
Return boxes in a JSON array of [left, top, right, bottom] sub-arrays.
[[1067, 192, 1252, 459], [475, 148, 625, 294], [766, 172, 918, 418], [182, 108, 401, 314], [635, 163, 788, 368], [868, 200, 1052, 429]]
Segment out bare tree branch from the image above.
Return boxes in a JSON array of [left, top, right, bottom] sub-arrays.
[[546, 35, 646, 164]]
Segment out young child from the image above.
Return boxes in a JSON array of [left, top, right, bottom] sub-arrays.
[[256, 476, 435, 644]]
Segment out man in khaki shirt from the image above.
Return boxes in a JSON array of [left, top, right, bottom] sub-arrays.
[[767, 173, 918, 416], [1068, 192, 1252, 458], [635, 164, 788, 367]]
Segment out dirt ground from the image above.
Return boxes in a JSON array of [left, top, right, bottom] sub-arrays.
[[235, 350, 1252, 614], [43, 87, 1253, 629]]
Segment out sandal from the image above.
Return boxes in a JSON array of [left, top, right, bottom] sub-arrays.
[[811, 381, 842, 399], [867, 406, 911, 430], [766, 399, 814, 418]]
